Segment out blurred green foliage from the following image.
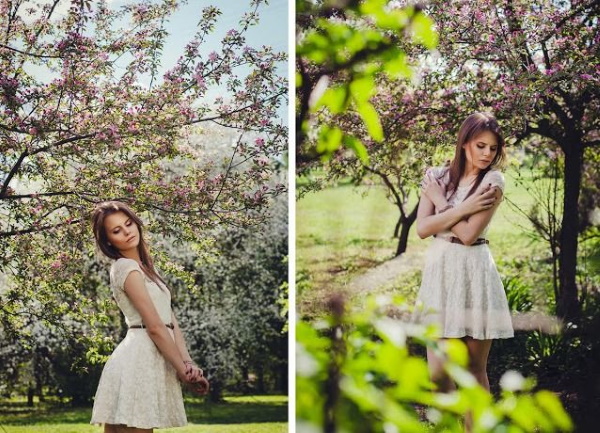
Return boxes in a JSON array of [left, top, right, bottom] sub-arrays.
[[296, 0, 437, 163], [297, 294, 573, 432]]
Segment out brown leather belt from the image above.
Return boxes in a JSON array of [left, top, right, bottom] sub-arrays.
[[129, 323, 174, 329], [435, 235, 489, 246]]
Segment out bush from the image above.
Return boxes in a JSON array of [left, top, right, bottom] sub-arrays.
[[297, 293, 573, 432]]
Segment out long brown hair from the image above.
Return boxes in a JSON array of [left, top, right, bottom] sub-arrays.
[[444, 112, 506, 199], [91, 201, 166, 289]]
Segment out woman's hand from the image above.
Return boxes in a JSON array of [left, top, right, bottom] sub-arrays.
[[178, 361, 210, 395], [186, 362, 203, 383], [458, 184, 498, 217], [421, 172, 447, 208]]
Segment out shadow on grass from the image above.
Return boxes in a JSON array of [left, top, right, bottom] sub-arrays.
[[0, 396, 287, 426], [0, 401, 92, 425], [186, 396, 287, 424]]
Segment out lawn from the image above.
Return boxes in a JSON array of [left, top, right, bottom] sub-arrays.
[[297, 166, 546, 316], [0, 395, 287, 433]]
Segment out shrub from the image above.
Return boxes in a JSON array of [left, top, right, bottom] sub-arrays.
[[297, 293, 573, 432]]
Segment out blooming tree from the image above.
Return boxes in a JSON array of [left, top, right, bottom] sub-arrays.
[[296, 0, 437, 166], [174, 198, 288, 402], [0, 0, 287, 370]]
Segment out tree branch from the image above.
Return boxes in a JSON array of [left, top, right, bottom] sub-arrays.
[[0, 43, 62, 59], [190, 90, 286, 124], [1, 150, 29, 198], [363, 165, 407, 220], [0, 219, 82, 238]]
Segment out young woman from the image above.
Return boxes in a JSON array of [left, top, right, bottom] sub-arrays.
[[415, 112, 514, 394], [90, 201, 209, 433]]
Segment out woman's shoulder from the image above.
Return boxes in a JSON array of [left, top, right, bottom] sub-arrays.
[[483, 169, 505, 190], [110, 258, 143, 290], [111, 257, 141, 271], [425, 165, 450, 179]]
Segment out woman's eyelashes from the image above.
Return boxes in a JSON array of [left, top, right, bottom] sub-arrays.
[[113, 220, 132, 234]]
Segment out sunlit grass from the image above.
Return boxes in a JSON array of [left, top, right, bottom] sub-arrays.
[[0, 395, 287, 433]]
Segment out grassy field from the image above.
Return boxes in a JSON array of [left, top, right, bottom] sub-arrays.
[[297, 167, 546, 316], [0, 395, 287, 433]]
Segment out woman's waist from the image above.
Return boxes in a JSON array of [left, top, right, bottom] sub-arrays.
[[433, 234, 489, 246]]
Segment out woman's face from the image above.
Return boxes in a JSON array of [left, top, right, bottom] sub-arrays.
[[104, 211, 140, 254], [463, 130, 498, 171]]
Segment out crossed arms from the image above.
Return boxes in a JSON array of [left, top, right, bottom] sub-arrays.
[[416, 173, 502, 246]]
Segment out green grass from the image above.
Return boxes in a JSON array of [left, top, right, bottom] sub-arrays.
[[0, 395, 287, 433], [297, 167, 547, 316]]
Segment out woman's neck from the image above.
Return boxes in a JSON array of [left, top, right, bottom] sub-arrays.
[[463, 162, 481, 179], [120, 248, 142, 263]]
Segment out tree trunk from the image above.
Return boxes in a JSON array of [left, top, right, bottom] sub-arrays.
[[395, 203, 419, 257], [257, 364, 265, 394], [556, 140, 583, 321], [208, 379, 225, 403], [27, 385, 34, 407]]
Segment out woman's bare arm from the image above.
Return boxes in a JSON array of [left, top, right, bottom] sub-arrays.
[[416, 192, 468, 239], [171, 312, 193, 363], [123, 272, 190, 381], [417, 185, 497, 239], [171, 312, 208, 392], [171, 312, 204, 382], [449, 187, 503, 245]]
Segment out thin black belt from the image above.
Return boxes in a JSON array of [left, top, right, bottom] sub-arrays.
[[129, 323, 174, 329], [435, 235, 489, 246]]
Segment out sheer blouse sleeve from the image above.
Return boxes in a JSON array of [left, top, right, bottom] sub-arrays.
[[483, 170, 505, 193]]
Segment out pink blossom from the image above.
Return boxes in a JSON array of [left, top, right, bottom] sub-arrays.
[[580, 74, 594, 80], [208, 51, 218, 62], [255, 138, 265, 147], [193, 73, 206, 88]]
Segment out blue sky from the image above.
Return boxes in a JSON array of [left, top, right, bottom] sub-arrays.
[[162, 0, 288, 61], [126, 0, 289, 117]]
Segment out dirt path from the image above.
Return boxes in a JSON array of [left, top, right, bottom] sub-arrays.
[[347, 249, 425, 293]]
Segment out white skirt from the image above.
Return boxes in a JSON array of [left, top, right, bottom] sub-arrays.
[[91, 329, 187, 429], [414, 238, 514, 340]]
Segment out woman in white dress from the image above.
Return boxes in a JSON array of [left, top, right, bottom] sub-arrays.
[[90, 201, 209, 433], [415, 112, 514, 395]]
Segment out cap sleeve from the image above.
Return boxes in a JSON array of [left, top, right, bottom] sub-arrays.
[[110, 258, 142, 292], [422, 166, 449, 188], [484, 170, 505, 192]]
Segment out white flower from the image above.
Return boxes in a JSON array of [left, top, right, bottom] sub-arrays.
[[500, 370, 525, 392]]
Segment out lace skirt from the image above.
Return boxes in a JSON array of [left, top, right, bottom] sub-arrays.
[[414, 237, 514, 340], [90, 328, 187, 429]]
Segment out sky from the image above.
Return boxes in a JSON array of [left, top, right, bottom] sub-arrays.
[[162, 0, 288, 62], [155, 0, 289, 114], [21, 0, 289, 113]]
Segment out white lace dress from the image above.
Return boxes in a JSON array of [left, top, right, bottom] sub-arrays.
[[91, 258, 187, 429], [414, 167, 514, 340]]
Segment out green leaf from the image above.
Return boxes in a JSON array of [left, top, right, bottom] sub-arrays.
[[383, 51, 411, 78], [359, 0, 387, 16], [349, 76, 375, 102], [316, 126, 343, 160], [374, 9, 410, 31], [535, 390, 574, 431], [343, 135, 370, 165], [356, 101, 383, 141], [443, 339, 469, 367], [412, 12, 438, 49], [317, 85, 349, 114]]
